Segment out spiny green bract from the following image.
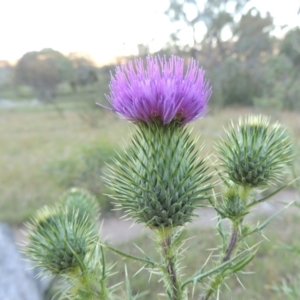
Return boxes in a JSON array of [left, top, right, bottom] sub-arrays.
[[106, 120, 211, 228], [216, 186, 247, 221], [60, 188, 100, 224], [217, 115, 292, 188], [26, 206, 98, 275]]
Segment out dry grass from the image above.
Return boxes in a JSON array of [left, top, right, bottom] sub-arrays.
[[0, 106, 130, 223]]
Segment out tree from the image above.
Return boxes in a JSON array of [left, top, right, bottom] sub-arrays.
[[232, 8, 274, 62], [280, 27, 300, 68], [278, 27, 300, 109], [0, 61, 13, 86], [68, 53, 98, 92], [15, 48, 73, 103], [165, 0, 250, 60], [164, 1, 278, 107]]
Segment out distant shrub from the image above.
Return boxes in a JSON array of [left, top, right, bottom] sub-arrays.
[[208, 53, 300, 110], [253, 96, 283, 111], [44, 141, 117, 213], [221, 69, 259, 106], [256, 54, 300, 111], [211, 58, 262, 107]]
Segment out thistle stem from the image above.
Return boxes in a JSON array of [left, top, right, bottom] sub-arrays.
[[200, 274, 222, 300], [158, 229, 183, 300], [163, 234, 178, 299], [100, 280, 108, 300], [201, 223, 240, 300], [201, 186, 249, 299], [222, 224, 239, 262]]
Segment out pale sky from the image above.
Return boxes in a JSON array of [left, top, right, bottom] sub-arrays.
[[0, 0, 299, 65]]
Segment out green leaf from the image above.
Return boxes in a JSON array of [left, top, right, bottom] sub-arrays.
[[101, 243, 158, 267], [125, 265, 134, 300], [247, 178, 300, 208], [181, 246, 257, 289]]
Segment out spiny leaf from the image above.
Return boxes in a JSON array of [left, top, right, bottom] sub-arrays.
[[101, 243, 158, 267]]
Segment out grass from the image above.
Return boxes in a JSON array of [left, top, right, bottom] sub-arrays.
[[0, 99, 130, 223], [1, 94, 300, 224]]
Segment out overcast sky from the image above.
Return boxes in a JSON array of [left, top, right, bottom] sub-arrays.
[[0, 0, 299, 65]]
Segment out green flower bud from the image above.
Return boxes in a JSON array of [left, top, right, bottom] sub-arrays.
[[26, 206, 97, 275], [219, 186, 247, 221], [217, 115, 292, 188], [106, 120, 211, 228], [60, 188, 100, 224]]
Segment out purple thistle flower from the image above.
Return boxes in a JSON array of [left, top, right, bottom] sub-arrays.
[[100, 55, 212, 125]]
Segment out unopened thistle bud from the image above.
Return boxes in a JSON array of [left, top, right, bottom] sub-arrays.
[[106, 121, 211, 228], [60, 188, 100, 224], [217, 115, 292, 188], [217, 186, 247, 221], [26, 206, 98, 275]]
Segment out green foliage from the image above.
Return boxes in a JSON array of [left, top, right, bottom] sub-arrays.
[[253, 96, 283, 111], [271, 210, 300, 300], [106, 120, 211, 228], [272, 277, 300, 300], [219, 58, 261, 106], [254, 54, 300, 111], [233, 8, 274, 59], [45, 142, 117, 212], [280, 28, 300, 68]]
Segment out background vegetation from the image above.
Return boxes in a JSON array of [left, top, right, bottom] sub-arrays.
[[0, 0, 300, 298]]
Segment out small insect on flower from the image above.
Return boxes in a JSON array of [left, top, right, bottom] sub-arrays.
[[99, 55, 212, 125]]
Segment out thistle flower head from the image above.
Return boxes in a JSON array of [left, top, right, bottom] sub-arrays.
[[103, 55, 212, 125], [217, 115, 293, 188]]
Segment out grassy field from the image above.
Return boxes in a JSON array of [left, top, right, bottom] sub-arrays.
[[1, 96, 299, 224], [0, 96, 130, 223]]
